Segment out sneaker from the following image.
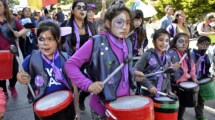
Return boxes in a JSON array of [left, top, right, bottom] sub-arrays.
[[196, 116, 208, 120], [79, 101, 85, 111], [8, 86, 17, 98]]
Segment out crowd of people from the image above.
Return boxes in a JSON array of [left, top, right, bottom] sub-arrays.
[[1, 0, 215, 120]]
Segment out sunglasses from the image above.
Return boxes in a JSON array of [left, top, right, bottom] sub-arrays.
[[76, 5, 87, 11]]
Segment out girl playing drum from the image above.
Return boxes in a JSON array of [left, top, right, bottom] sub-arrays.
[[65, 1, 136, 119], [168, 33, 198, 120], [17, 21, 80, 120], [191, 36, 211, 120], [134, 29, 175, 97]]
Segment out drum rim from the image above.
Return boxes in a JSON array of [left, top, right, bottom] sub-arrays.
[[106, 95, 153, 111], [199, 78, 213, 85], [153, 97, 176, 104], [179, 81, 199, 89], [34, 90, 73, 117]]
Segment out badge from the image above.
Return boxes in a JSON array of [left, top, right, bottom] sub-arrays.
[[35, 75, 44, 87]]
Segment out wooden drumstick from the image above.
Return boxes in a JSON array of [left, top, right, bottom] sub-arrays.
[[102, 55, 131, 84], [179, 53, 187, 64], [9, 45, 36, 98]]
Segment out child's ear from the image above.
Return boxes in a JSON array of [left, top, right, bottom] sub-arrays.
[[105, 20, 111, 29]]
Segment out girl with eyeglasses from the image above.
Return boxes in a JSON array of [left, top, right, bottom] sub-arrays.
[[17, 21, 80, 120], [65, 1, 136, 119]]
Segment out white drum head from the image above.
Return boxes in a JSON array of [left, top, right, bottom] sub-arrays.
[[154, 96, 174, 102], [199, 78, 211, 84], [179, 82, 197, 88], [109, 96, 149, 109], [36, 91, 69, 110]]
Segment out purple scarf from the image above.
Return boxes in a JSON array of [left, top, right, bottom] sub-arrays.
[[196, 53, 206, 74], [73, 21, 92, 50], [155, 49, 165, 97], [41, 51, 70, 90], [107, 32, 129, 88]]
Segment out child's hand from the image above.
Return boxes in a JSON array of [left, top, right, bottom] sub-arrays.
[[171, 62, 181, 70], [0, 113, 4, 120], [193, 79, 198, 84], [14, 31, 22, 38], [88, 82, 104, 94], [134, 70, 144, 82], [149, 87, 157, 94], [17, 72, 31, 84], [137, 49, 143, 56]]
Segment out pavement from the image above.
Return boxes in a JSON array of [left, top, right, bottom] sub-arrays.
[[2, 82, 215, 120]]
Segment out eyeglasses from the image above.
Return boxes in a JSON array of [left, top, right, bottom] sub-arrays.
[[76, 5, 87, 11], [199, 42, 210, 47]]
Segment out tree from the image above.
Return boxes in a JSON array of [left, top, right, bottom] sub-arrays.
[[8, 0, 19, 6], [154, 0, 215, 24]]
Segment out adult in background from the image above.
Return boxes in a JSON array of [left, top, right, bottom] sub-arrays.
[[160, 5, 174, 29], [55, 7, 65, 26], [63, 0, 97, 111], [0, 0, 29, 99], [166, 10, 192, 39], [19, 7, 38, 58]]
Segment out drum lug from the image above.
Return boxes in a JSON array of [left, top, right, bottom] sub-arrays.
[[105, 109, 117, 120]]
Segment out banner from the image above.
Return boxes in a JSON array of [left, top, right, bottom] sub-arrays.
[[28, 0, 58, 11]]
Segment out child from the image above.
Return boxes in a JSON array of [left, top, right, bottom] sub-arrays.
[[16, 21, 80, 120], [191, 36, 211, 120], [129, 9, 148, 56], [65, 1, 136, 119], [0, 87, 6, 120], [168, 33, 198, 120], [134, 29, 173, 97]]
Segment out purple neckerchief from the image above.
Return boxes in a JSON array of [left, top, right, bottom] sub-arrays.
[[73, 20, 92, 50], [154, 49, 165, 97], [41, 50, 70, 90], [134, 31, 138, 50], [196, 53, 206, 74], [107, 32, 129, 88]]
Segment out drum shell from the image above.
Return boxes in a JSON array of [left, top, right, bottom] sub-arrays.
[[34, 90, 73, 117], [0, 50, 13, 80], [199, 78, 215, 100], [106, 96, 154, 120], [153, 97, 179, 120], [178, 82, 199, 107]]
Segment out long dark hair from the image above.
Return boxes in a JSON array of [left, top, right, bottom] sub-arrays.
[[37, 21, 61, 47], [133, 9, 146, 45], [1, 0, 12, 23], [68, 0, 96, 35]]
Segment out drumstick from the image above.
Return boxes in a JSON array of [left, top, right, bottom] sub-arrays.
[[126, 26, 141, 38], [142, 67, 175, 78], [102, 55, 131, 84], [141, 86, 178, 100], [179, 53, 187, 64], [9, 45, 36, 98]]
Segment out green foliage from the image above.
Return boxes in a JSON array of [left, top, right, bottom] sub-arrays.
[[154, 0, 215, 24], [8, 0, 19, 5]]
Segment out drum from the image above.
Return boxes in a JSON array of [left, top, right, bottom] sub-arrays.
[[34, 90, 73, 117], [106, 95, 154, 120], [199, 78, 215, 100], [153, 96, 179, 120], [0, 50, 13, 80], [178, 81, 199, 107]]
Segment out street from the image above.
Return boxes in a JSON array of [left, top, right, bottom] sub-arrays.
[[3, 82, 215, 120]]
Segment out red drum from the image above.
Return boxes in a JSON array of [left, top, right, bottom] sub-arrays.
[[153, 96, 179, 120], [0, 50, 13, 80], [106, 96, 154, 120], [34, 90, 73, 117]]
